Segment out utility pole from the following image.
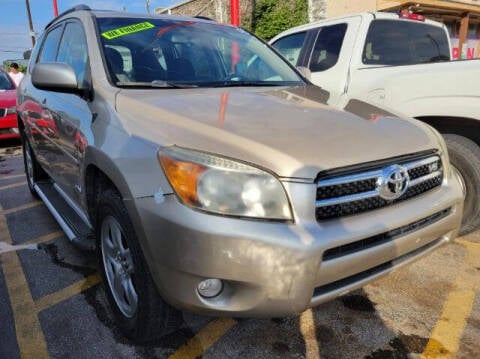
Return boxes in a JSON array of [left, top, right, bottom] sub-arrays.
[[25, 0, 35, 47]]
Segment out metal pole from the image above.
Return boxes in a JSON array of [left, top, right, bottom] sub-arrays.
[[458, 13, 470, 59], [146, 0, 151, 14], [230, 0, 239, 25], [25, 0, 35, 47], [229, 0, 240, 71], [53, 0, 59, 17]]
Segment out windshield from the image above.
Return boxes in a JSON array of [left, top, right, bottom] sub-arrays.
[[0, 72, 15, 90], [96, 17, 304, 88]]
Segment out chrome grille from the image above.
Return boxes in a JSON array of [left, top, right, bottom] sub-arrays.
[[316, 155, 443, 220]]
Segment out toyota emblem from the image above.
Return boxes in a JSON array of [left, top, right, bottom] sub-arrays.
[[377, 165, 410, 200]]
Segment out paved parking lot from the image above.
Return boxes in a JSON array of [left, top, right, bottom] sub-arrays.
[[1, 140, 479, 359]]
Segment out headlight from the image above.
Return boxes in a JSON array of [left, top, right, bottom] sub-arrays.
[[419, 122, 451, 180], [6, 106, 16, 115], [158, 147, 292, 220], [425, 123, 450, 178]]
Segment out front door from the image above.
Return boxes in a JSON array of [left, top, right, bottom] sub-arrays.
[[46, 20, 92, 203]]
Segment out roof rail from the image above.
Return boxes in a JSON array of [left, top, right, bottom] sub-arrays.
[[45, 4, 91, 29]]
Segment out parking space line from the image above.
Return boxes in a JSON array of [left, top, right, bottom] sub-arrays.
[[168, 318, 237, 359], [35, 273, 101, 313], [0, 181, 27, 191], [0, 174, 25, 181], [0, 204, 49, 359], [421, 239, 480, 359], [300, 309, 321, 359], [0, 201, 43, 216], [25, 231, 64, 246]]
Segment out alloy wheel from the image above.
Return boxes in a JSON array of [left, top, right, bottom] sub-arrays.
[[101, 215, 138, 318]]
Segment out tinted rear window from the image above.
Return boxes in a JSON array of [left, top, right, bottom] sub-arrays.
[[362, 20, 450, 66]]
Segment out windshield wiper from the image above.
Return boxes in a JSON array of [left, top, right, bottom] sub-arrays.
[[213, 81, 286, 88], [116, 80, 198, 88], [151, 80, 198, 88], [210, 81, 305, 88]]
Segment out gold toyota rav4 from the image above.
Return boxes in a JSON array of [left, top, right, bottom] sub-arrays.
[[17, 5, 464, 342]]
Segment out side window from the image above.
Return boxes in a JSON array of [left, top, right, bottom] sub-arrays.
[[38, 25, 63, 63], [309, 23, 347, 72], [28, 33, 44, 73], [362, 20, 450, 65], [0, 72, 15, 90], [271, 32, 306, 66], [57, 22, 89, 86]]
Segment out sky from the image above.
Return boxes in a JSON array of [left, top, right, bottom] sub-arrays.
[[0, 0, 178, 64]]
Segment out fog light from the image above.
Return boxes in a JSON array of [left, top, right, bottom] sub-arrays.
[[197, 278, 223, 298]]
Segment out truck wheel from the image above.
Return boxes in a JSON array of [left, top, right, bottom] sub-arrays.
[[96, 188, 181, 342], [444, 134, 480, 235], [22, 138, 46, 198]]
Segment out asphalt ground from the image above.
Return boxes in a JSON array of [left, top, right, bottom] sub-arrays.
[[0, 138, 479, 359]]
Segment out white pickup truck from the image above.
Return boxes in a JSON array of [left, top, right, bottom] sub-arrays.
[[270, 12, 480, 234]]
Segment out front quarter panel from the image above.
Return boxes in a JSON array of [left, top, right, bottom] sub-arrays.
[[85, 109, 174, 202]]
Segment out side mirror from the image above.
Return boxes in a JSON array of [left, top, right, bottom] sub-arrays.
[[32, 63, 79, 94], [296, 66, 311, 80]]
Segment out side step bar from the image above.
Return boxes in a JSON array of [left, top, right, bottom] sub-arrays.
[[34, 181, 95, 251]]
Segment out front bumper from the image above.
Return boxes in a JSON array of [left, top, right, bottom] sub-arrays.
[[127, 170, 463, 317]]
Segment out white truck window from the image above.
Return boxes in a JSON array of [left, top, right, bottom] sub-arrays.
[[309, 23, 347, 72], [271, 32, 306, 66], [362, 20, 450, 65]]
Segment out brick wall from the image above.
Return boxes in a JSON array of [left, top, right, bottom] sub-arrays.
[[156, 0, 253, 27]]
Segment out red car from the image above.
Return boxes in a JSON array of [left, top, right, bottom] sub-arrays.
[[0, 69, 19, 139]]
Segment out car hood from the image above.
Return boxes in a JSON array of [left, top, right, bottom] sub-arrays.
[[115, 85, 439, 179], [0, 89, 16, 107]]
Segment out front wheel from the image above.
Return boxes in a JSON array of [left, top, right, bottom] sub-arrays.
[[96, 188, 181, 342], [444, 134, 480, 235]]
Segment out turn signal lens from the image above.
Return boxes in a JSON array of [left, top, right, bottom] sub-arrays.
[[159, 153, 207, 205]]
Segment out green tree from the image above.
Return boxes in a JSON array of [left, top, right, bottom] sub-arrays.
[[251, 0, 308, 41]]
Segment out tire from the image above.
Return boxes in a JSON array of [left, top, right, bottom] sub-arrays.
[[96, 188, 181, 342], [444, 134, 480, 235], [22, 137, 47, 198]]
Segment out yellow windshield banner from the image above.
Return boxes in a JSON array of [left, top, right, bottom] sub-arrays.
[[102, 21, 155, 40]]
